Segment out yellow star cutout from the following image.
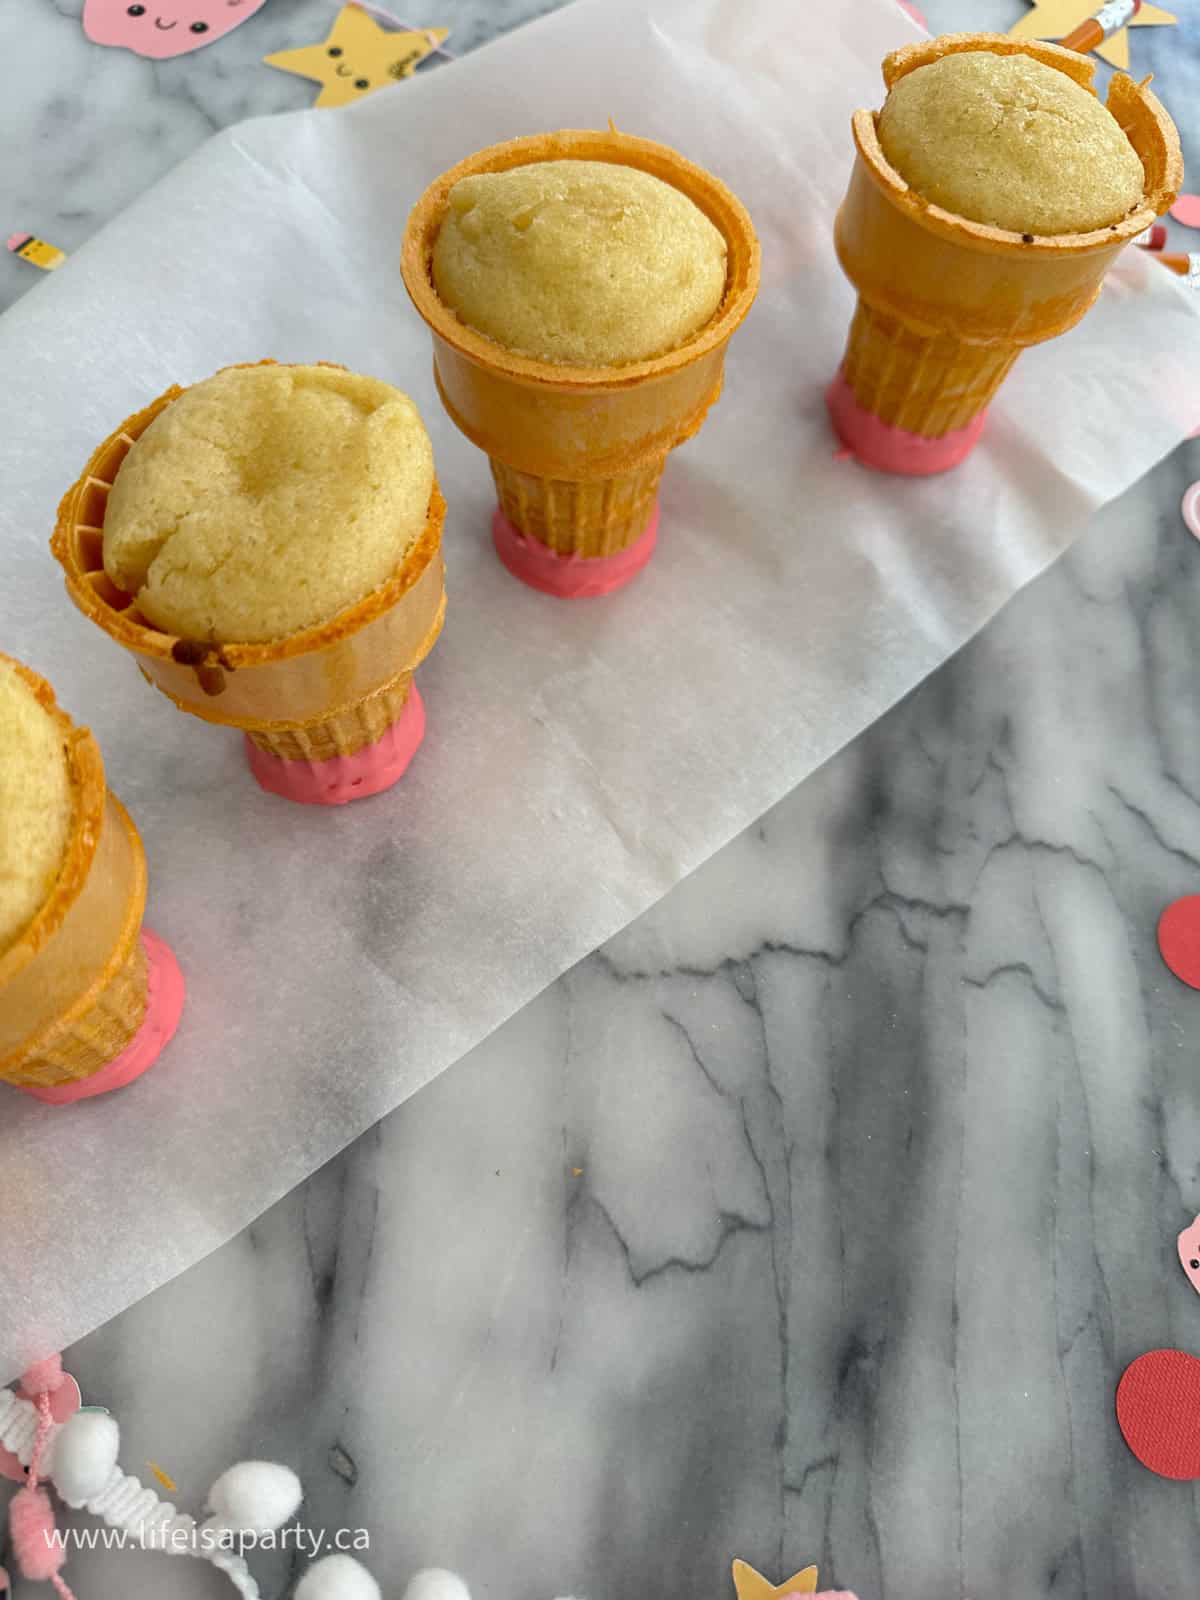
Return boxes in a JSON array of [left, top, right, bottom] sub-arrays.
[[732, 1559, 819, 1600], [1008, 0, 1175, 72], [264, 4, 448, 108]]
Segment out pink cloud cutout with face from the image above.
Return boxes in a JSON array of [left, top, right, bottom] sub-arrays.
[[1178, 1214, 1200, 1297], [83, 0, 269, 59]]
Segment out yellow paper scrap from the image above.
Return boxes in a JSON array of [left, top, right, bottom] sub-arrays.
[[732, 1559, 820, 1600]]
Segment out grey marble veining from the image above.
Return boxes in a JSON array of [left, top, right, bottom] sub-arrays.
[[10, 433, 1198, 1600], [4, 0, 1200, 1597]]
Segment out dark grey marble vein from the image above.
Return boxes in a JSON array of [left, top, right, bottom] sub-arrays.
[[1, 433, 1194, 1599]]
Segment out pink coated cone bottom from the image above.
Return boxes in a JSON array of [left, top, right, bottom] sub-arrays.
[[19, 929, 185, 1105], [492, 502, 659, 597], [826, 368, 986, 475], [244, 682, 426, 805]]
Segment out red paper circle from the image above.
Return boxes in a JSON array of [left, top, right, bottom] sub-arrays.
[[1158, 897, 1200, 989], [1117, 1350, 1200, 1479]]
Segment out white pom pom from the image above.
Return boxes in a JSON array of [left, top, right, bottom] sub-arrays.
[[403, 1569, 472, 1600], [205, 1460, 302, 1534], [295, 1554, 382, 1599], [50, 1411, 121, 1506]]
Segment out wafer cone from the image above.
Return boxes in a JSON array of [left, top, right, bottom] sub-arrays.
[[0, 657, 149, 1091], [52, 367, 447, 767], [831, 34, 1181, 456], [402, 129, 760, 571]]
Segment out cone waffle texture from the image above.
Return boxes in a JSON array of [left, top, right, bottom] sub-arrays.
[[842, 300, 1022, 437], [402, 130, 759, 560], [490, 457, 665, 558], [51, 364, 447, 758], [0, 657, 149, 1091], [246, 663, 416, 761], [833, 34, 1182, 437], [11, 937, 147, 1089]]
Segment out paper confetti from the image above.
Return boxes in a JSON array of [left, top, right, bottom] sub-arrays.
[[1008, 0, 1175, 71], [147, 1461, 178, 1492], [1183, 483, 1200, 542], [733, 1560, 820, 1600], [1158, 895, 1200, 986], [264, 3, 447, 107], [82, 0, 269, 59], [1177, 1215, 1200, 1297], [1117, 1349, 1200, 1479], [1171, 196, 1200, 230], [7, 233, 66, 271]]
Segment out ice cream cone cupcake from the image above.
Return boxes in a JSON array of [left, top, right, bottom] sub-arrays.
[[0, 653, 184, 1104], [52, 362, 447, 805], [401, 130, 759, 597], [827, 34, 1182, 474]]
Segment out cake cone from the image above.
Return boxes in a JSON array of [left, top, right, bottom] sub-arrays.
[[0, 657, 153, 1091], [829, 34, 1182, 472], [52, 370, 447, 792], [401, 129, 760, 589]]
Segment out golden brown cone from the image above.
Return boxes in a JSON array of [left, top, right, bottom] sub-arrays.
[[52, 366, 447, 762], [0, 655, 148, 1089], [402, 129, 759, 558], [833, 34, 1182, 435]]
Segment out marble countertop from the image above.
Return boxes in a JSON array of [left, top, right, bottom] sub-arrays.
[[3, 2, 1200, 1597]]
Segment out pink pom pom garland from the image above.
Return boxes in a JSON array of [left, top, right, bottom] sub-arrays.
[[7, 1357, 78, 1599]]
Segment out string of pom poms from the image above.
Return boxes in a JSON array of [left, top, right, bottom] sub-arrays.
[[7, 1356, 78, 1599]]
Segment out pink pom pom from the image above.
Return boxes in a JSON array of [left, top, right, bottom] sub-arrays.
[[20, 1355, 64, 1397], [10, 1485, 65, 1580]]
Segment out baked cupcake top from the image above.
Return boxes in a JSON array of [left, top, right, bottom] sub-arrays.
[[103, 364, 435, 644], [431, 159, 728, 366], [877, 50, 1145, 235], [0, 660, 73, 956]]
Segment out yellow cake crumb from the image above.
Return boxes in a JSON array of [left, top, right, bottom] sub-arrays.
[[0, 660, 73, 956], [878, 50, 1145, 235], [432, 158, 728, 366], [103, 364, 435, 644]]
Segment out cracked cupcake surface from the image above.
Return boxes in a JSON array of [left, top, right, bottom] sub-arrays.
[[877, 50, 1146, 235], [432, 158, 728, 367], [0, 661, 73, 956], [102, 364, 434, 644]]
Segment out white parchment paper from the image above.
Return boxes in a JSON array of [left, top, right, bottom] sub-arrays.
[[2, 0, 1198, 1379]]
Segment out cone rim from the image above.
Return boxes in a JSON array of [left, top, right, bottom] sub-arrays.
[[853, 33, 1182, 256], [400, 128, 761, 392], [51, 362, 447, 667]]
